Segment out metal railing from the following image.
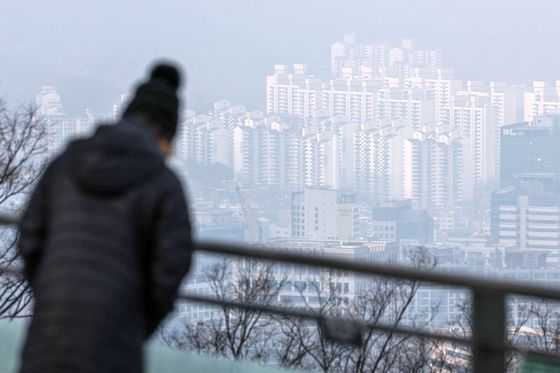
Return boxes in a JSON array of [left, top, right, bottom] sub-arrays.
[[2, 213, 560, 372]]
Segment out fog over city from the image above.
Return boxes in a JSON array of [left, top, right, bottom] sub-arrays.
[[1, 0, 560, 114], [3, 1, 560, 372]]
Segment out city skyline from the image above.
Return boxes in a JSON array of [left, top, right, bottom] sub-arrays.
[[4, 3, 560, 371], [34, 34, 560, 221]]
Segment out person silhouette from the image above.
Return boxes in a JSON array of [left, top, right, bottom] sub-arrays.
[[18, 62, 193, 373]]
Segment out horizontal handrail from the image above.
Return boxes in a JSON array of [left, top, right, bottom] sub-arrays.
[[197, 242, 560, 301], [0, 263, 559, 362], [4, 212, 560, 371], [181, 292, 560, 366], [0, 263, 466, 345], [0, 265, 24, 277], [3, 211, 557, 302], [0, 213, 18, 226], [179, 292, 468, 345]]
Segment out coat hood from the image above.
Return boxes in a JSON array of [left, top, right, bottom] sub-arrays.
[[65, 118, 165, 194]]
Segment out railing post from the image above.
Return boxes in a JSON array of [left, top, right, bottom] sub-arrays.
[[472, 288, 505, 373]]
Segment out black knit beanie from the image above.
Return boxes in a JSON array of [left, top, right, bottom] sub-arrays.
[[123, 62, 182, 140]]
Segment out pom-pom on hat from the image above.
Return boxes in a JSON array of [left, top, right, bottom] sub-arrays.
[[124, 62, 183, 140], [150, 64, 181, 90]]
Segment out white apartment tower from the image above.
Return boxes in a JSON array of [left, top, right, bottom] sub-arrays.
[[266, 64, 322, 120], [523, 81, 560, 122], [451, 92, 499, 188], [36, 86, 65, 117], [302, 132, 341, 189]]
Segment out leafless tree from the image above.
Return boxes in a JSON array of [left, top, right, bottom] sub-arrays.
[[163, 258, 286, 361], [167, 248, 443, 372], [524, 300, 560, 354], [345, 247, 438, 373], [307, 247, 439, 373], [342, 279, 436, 373], [273, 315, 310, 368], [0, 98, 48, 318], [277, 275, 354, 372]]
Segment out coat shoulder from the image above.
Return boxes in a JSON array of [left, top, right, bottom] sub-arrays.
[[152, 166, 187, 197]]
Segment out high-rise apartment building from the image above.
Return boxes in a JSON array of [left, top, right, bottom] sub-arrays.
[[36, 86, 65, 117], [36, 86, 95, 158], [404, 130, 474, 211], [353, 121, 411, 202], [523, 81, 560, 122], [450, 91, 499, 188], [267, 65, 436, 128], [301, 131, 341, 189], [488, 82, 523, 127], [178, 115, 231, 166], [266, 64, 322, 120], [232, 113, 261, 186], [425, 69, 461, 125], [330, 35, 443, 80], [320, 79, 379, 123], [376, 87, 434, 129]]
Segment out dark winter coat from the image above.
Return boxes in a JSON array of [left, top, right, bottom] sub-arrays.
[[17, 118, 193, 373]]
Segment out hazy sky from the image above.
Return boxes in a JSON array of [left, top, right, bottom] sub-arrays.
[[1, 0, 558, 115]]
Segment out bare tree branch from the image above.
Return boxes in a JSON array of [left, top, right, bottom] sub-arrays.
[[0, 98, 48, 319]]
